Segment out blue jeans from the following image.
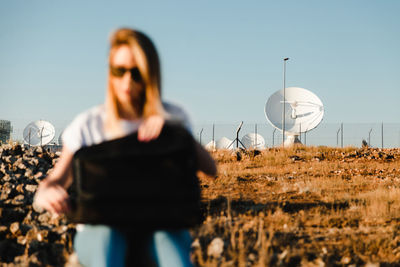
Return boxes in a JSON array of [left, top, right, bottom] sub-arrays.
[[74, 225, 193, 267]]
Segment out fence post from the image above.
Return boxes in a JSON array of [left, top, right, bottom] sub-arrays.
[[341, 123, 343, 148], [368, 128, 372, 147], [398, 131, 400, 148], [381, 122, 384, 149], [299, 123, 302, 143], [305, 131, 307, 146], [336, 127, 341, 147], [272, 128, 276, 147], [255, 123, 257, 149], [212, 123, 215, 143], [199, 128, 203, 145]]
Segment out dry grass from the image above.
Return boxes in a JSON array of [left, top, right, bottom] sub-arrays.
[[191, 146, 400, 266]]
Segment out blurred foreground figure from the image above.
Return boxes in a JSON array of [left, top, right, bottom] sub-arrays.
[[34, 28, 216, 267]]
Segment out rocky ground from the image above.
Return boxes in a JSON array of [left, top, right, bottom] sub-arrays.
[[0, 145, 75, 267]]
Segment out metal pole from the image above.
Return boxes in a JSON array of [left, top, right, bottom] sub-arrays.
[[273, 128, 276, 147], [236, 130, 239, 149], [299, 123, 301, 142], [336, 127, 341, 147], [381, 122, 384, 149], [368, 128, 372, 147], [282, 57, 289, 148], [304, 131, 307, 146], [212, 124, 215, 143], [199, 128, 203, 146], [341, 123, 343, 148], [255, 124, 258, 149]]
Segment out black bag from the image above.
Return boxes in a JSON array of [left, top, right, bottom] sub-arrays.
[[66, 123, 202, 230]]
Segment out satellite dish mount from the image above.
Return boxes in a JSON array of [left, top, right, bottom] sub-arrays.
[[228, 121, 246, 149]]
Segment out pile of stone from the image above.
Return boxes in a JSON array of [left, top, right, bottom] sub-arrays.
[[0, 144, 75, 266]]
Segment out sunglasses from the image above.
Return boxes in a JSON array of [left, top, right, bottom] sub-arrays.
[[110, 66, 142, 82]]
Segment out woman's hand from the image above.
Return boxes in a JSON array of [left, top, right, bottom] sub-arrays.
[[138, 115, 164, 142], [33, 146, 74, 215], [34, 181, 70, 215]]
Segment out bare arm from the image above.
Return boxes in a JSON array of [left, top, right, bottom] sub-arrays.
[[195, 141, 217, 176], [138, 115, 164, 142], [33, 146, 74, 214]]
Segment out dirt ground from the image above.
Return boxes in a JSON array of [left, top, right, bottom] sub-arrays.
[[192, 147, 400, 266], [2, 145, 400, 266]]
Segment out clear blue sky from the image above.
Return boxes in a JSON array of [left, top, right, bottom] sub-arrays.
[[1, 0, 399, 138]]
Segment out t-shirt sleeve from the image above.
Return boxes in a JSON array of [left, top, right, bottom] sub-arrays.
[[61, 114, 85, 154], [163, 102, 193, 134]]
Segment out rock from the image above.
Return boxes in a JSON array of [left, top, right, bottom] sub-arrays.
[[0, 208, 27, 224], [10, 222, 20, 235], [56, 225, 69, 235], [9, 144, 23, 157], [35, 146, 43, 154], [0, 239, 26, 263], [291, 155, 303, 161], [24, 168, 33, 178], [38, 152, 53, 165], [340, 256, 351, 264], [16, 184, 24, 193], [191, 238, 200, 249], [34, 171, 44, 179], [17, 236, 27, 245], [37, 232, 44, 242], [17, 162, 26, 170], [0, 183, 12, 200], [362, 139, 368, 147], [207, 237, 224, 258], [25, 184, 37, 193], [38, 213, 52, 224], [11, 194, 25, 205], [236, 151, 242, 161], [250, 149, 261, 157]]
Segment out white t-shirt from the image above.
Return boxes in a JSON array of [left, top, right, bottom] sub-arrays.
[[62, 102, 192, 154]]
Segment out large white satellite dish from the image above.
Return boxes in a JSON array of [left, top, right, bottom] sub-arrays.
[[264, 87, 324, 145], [23, 120, 55, 146]]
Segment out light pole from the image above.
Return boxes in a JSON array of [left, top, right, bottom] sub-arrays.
[[282, 57, 289, 148]]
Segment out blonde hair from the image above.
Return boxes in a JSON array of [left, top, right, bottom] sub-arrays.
[[105, 28, 164, 136]]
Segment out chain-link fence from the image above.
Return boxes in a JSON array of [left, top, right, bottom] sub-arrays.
[[6, 123, 400, 148], [193, 122, 400, 149]]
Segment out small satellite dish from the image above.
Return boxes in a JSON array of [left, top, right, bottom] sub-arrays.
[[205, 140, 216, 151], [23, 120, 56, 146], [241, 133, 265, 149], [264, 87, 324, 145], [216, 137, 234, 150]]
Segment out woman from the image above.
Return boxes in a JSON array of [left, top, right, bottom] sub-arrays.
[[34, 28, 216, 267]]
